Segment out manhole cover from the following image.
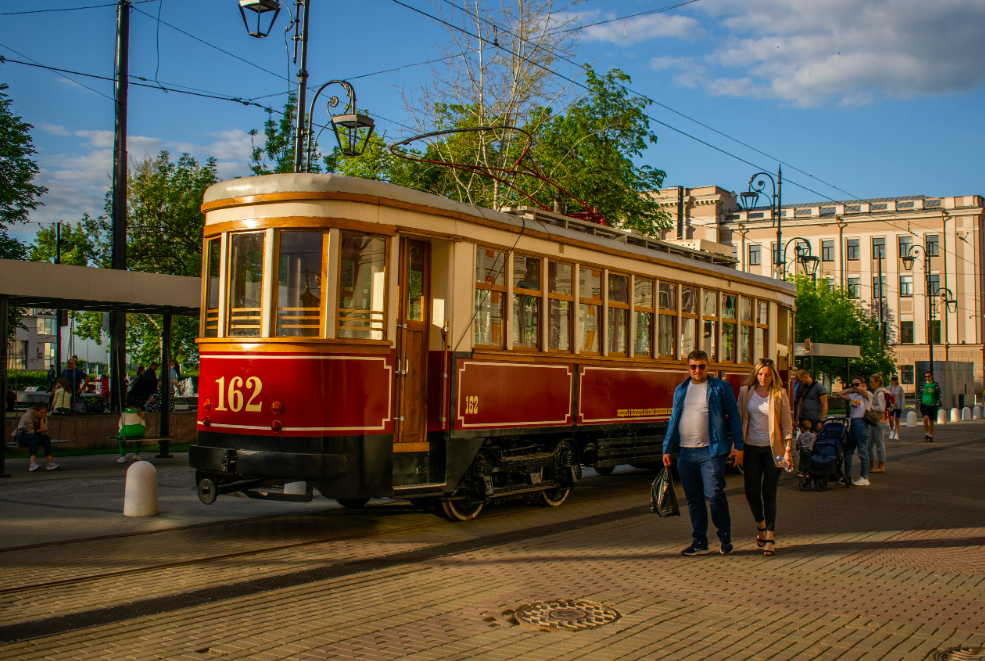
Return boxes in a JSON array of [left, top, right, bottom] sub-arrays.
[[513, 599, 620, 631], [936, 648, 985, 661]]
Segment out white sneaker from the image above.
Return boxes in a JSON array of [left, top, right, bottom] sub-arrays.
[[29, 462, 39, 472], [117, 455, 127, 463], [133, 455, 141, 462], [853, 477, 870, 486], [46, 462, 60, 471]]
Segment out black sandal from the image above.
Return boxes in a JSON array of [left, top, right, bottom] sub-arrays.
[[763, 539, 775, 557], [756, 525, 768, 547]]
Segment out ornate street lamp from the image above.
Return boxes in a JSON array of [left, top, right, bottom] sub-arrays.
[[238, 0, 281, 38], [740, 167, 783, 278], [902, 244, 957, 373], [781, 237, 817, 282], [303, 80, 375, 170]]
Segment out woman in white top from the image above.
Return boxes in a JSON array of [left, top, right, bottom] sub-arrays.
[[737, 358, 793, 557]]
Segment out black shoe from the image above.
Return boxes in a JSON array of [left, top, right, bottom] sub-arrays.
[[720, 543, 734, 555], [681, 544, 711, 556]]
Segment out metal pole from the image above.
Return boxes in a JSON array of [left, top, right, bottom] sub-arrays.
[[55, 222, 62, 377], [1, 294, 10, 477], [927, 254, 935, 376], [878, 248, 886, 344], [776, 166, 783, 278], [110, 0, 130, 412], [157, 311, 172, 458], [292, 0, 311, 172], [677, 185, 685, 240]]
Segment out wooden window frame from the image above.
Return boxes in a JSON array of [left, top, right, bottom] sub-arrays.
[[700, 289, 719, 364], [722, 294, 738, 363], [202, 235, 224, 338], [578, 265, 603, 356], [679, 285, 698, 361], [546, 258, 574, 353], [738, 296, 755, 365], [511, 252, 542, 352], [224, 229, 267, 339], [656, 279, 678, 360], [606, 270, 630, 357], [335, 230, 390, 342], [474, 244, 508, 350], [271, 228, 329, 339], [632, 275, 656, 359]]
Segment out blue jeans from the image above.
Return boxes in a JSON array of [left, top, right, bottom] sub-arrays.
[[677, 447, 731, 549], [844, 418, 869, 479], [869, 420, 887, 463], [16, 433, 52, 458]]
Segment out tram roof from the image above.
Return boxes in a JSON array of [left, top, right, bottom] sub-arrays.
[[204, 174, 794, 295]]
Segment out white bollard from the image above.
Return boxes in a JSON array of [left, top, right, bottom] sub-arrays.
[[974, 406, 982, 420], [949, 408, 960, 422], [906, 410, 917, 427], [938, 409, 948, 424], [962, 407, 971, 421], [123, 461, 158, 517], [284, 481, 307, 495]]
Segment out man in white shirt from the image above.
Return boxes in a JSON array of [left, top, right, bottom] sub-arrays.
[[662, 350, 745, 555]]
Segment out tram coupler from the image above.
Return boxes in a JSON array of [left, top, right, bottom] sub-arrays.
[[196, 477, 263, 505]]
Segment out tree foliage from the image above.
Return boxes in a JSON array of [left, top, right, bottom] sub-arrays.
[[0, 72, 46, 230], [249, 94, 301, 175], [793, 275, 896, 382]]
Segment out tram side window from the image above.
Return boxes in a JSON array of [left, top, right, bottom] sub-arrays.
[[276, 231, 324, 337], [634, 278, 654, 358], [226, 232, 265, 337], [739, 297, 753, 364], [680, 286, 697, 358], [204, 237, 221, 337], [475, 247, 506, 348], [755, 300, 768, 361], [607, 272, 629, 356], [722, 295, 737, 362], [512, 254, 541, 349], [547, 260, 572, 351], [338, 232, 386, 340], [578, 267, 602, 354], [657, 282, 676, 358], [701, 290, 717, 361]]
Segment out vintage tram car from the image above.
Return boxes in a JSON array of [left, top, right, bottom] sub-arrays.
[[190, 174, 796, 519]]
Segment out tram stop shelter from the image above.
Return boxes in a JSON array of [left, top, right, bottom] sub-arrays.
[[794, 341, 861, 383], [1, 259, 200, 474]]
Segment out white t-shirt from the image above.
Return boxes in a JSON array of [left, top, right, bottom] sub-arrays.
[[847, 391, 871, 419], [745, 389, 772, 446], [679, 380, 710, 448]]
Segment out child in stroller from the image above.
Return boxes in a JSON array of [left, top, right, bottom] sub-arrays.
[[799, 417, 849, 491]]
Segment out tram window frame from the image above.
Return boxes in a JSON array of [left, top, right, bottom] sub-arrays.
[[547, 259, 573, 352], [225, 230, 266, 338], [336, 231, 389, 341], [203, 236, 221, 338], [657, 280, 677, 359], [633, 277, 655, 358], [274, 229, 326, 338], [722, 294, 738, 363], [512, 253, 541, 351], [578, 266, 603, 355], [474, 245, 507, 350], [700, 289, 718, 362], [607, 271, 630, 357], [739, 297, 754, 364], [679, 285, 698, 360], [755, 300, 768, 363]]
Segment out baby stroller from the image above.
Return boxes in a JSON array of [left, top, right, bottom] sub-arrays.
[[799, 417, 849, 491]]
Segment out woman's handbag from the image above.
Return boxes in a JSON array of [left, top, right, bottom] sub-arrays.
[[649, 467, 681, 517]]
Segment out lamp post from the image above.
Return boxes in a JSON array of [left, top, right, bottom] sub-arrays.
[[303, 80, 375, 171], [902, 245, 957, 376], [780, 237, 819, 282], [740, 167, 783, 278]]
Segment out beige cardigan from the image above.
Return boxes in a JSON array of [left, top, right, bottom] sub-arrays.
[[738, 385, 794, 467]]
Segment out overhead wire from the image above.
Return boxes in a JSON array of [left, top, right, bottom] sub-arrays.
[[0, 1, 155, 16], [0, 44, 113, 100], [552, 0, 704, 34]]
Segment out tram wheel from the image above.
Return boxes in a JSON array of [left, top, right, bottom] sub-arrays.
[[536, 487, 571, 507], [197, 478, 218, 505], [439, 499, 484, 521], [336, 498, 370, 509], [594, 465, 615, 476]]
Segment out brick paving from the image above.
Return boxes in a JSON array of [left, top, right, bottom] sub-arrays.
[[0, 421, 983, 660]]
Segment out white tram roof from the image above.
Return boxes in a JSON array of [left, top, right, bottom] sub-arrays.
[[204, 173, 794, 295]]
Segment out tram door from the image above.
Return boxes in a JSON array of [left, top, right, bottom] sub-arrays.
[[394, 238, 431, 450]]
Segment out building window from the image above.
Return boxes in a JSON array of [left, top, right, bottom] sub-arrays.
[[607, 272, 630, 355], [475, 247, 506, 348], [928, 274, 940, 296], [512, 254, 541, 349], [36, 317, 56, 335], [338, 232, 387, 340], [634, 278, 655, 357], [578, 267, 603, 354], [226, 231, 266, 337], [657, 281, 677, 358], [821, 240, 834, 262], [847, 277, 861, 298], [872, 276, 885, 298], [276, 230, 324, 337], [204, 237, 221, 337], [547, 260, 573, 352], [872, 237, 886, 260], [926, 234, 939, 257], [900, 321, 914, 344], [930, 320, 941, 343], [7, 341, 27, 370], [749, 244, 761, 265], [770, 242, 778, 267], [41, 342, 55, 366], [899, 275, 913, 297], [846, 239, 860, 261], [898, 235, 912, 259], [901, 365, 914, 384]]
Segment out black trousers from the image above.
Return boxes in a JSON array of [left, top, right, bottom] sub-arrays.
[[743, 445, 782, 531]]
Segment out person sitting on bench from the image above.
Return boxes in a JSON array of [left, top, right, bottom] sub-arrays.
[[13, 403, 60, 472]]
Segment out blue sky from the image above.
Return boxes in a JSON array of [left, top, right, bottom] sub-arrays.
[[2, 0, 984, 244]]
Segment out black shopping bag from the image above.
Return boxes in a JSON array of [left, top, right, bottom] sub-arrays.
[[649, 466, 680, 517]]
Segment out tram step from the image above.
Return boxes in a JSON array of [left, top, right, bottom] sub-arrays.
[[598, 436, 660, 448], [596, 444, 662, 458], [595, 454, 662, 468]]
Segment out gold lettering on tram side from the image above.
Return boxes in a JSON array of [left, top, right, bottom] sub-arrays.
[[464, 395, 479, 415], [214, 375, 264, 413], [616, 407, 671, 418]]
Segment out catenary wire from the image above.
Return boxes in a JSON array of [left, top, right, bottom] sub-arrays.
[[552, 0, 704, 34], [0, 45, 113, 100], [0, 1, 155, 16]]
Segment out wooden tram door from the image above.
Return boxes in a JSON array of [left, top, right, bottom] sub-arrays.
[[394, 238, 431, 451]]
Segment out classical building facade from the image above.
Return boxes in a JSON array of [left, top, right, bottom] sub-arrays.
[[651, 186, 985, 397], [8, 308, 57, 372]]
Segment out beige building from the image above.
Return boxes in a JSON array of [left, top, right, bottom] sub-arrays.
[[651, 186, 985, 397]]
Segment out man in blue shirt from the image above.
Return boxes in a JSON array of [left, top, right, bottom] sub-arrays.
[[662, 349, 745, 555], [60, 358, 87, 404]]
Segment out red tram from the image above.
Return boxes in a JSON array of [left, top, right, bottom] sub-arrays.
[[190, 174, 796, 519]]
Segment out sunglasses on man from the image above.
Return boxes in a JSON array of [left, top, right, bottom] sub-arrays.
[[687, 363, 708, 371]]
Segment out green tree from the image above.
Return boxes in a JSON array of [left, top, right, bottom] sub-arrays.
[[0, 71, 46, 230], [249, 95, 303, 175], [1, 229, 27, 347], [793, 274, 896, 383], [28, 218, 102, 266]]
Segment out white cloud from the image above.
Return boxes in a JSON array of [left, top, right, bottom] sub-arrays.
[[40, 123, 71, 136], [583, 13, 705, 44], [680, 0, 985, 106]]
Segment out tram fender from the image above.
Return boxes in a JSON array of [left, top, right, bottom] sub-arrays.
[[236, 450, 348, 479], [444, 437, 485, 492]]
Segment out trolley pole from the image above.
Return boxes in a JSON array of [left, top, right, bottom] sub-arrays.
[[292, 0, 311, 173], [55, 222, 62, 376], [110, 0, 130, 412]]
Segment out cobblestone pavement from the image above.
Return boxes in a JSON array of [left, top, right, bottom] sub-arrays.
[[0, 421, 983, 660]]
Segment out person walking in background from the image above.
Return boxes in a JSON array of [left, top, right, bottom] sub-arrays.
[[920, 371, 943, 442], [838, 378, 873, 486], [662, 349, 744, 556], [46, 364, 57, 392], [737, 359, 794, 557], [794, 370, 828, 432], [868, 374, 889, 474], [796, 420, 816, 478], [887, 375, 905, 440]]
